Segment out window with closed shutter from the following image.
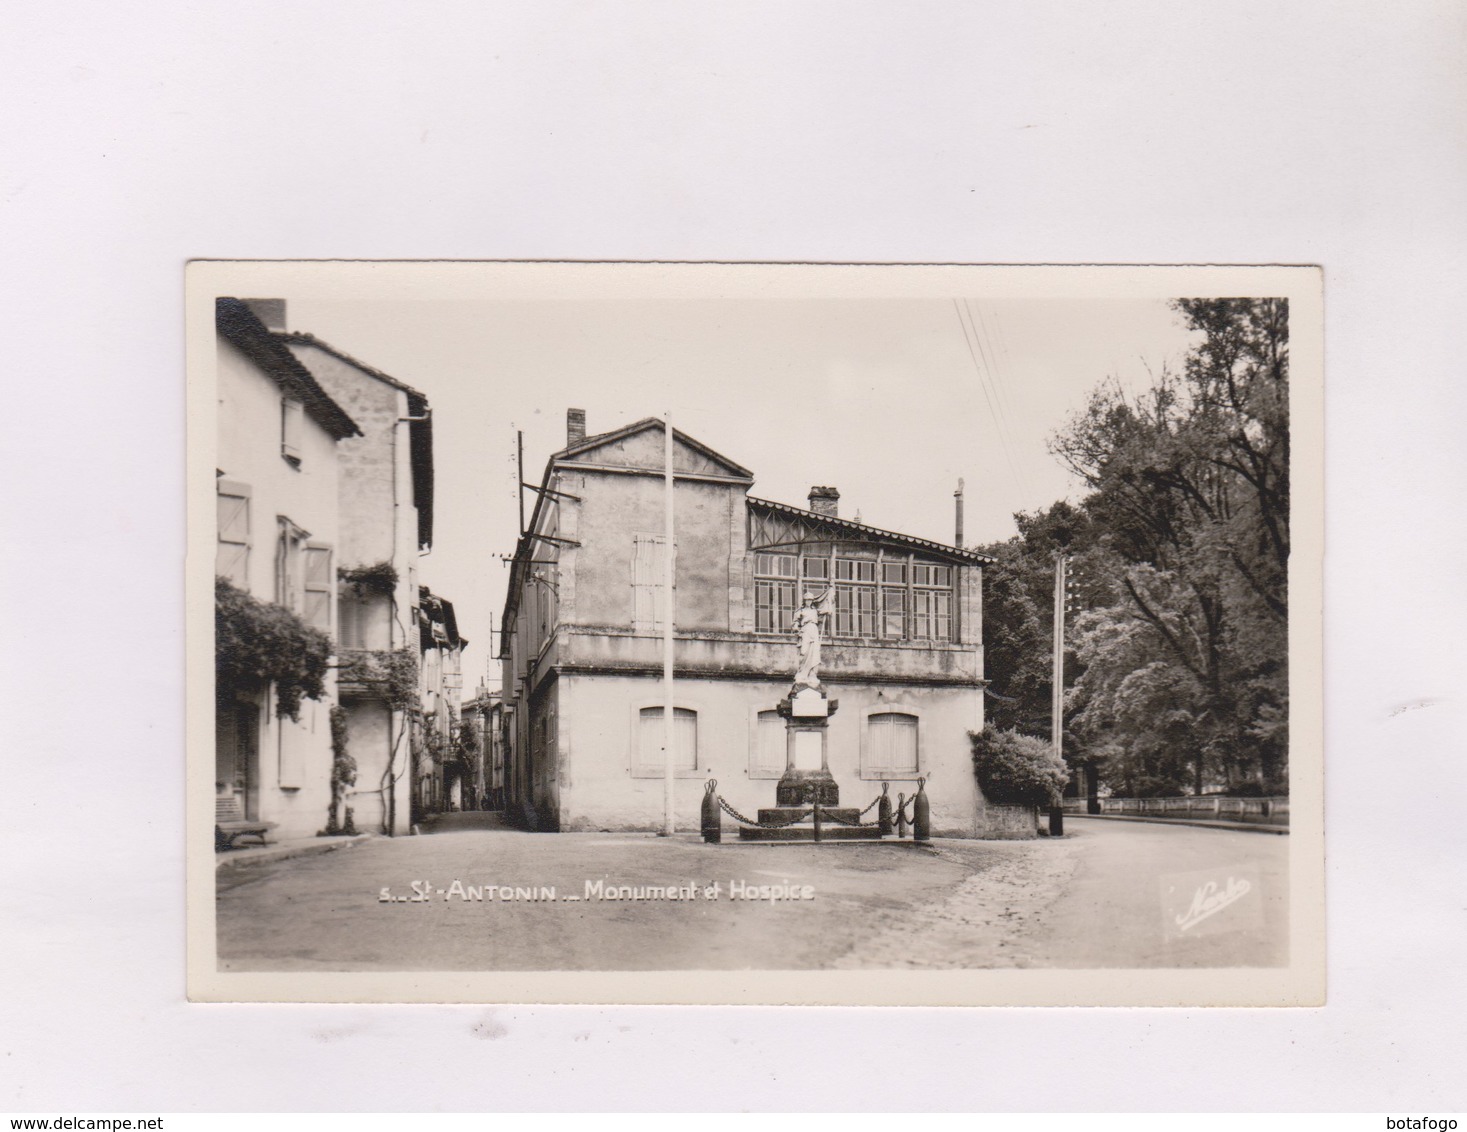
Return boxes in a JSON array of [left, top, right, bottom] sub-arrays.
[[281, 398, 304, 466], [865, 711, 919, 777], [636, 706, 697, 775], [216, 486, 250, 585], [303, 545, 333, 632], [632, 533, 672, 632]]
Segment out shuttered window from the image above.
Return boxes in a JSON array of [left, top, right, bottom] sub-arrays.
[[281, 398, 304, 466], [303, 545, 333, 632], [635, 707, 697, 775], [632, 533, 673, 632], [865, 712, 919, 776], [275, 517, 308, 612], [216, 484, 250, 585]]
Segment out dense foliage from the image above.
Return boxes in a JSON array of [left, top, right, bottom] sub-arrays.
[[338, 646, 419, 710], [338, 561, 399, 597], [979, 299, 1290, 797], [215, 576, 332, 720], [970, 727, 1070, 807]]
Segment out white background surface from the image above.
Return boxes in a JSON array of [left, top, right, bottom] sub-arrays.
[[3, 0, 1464, 1112]]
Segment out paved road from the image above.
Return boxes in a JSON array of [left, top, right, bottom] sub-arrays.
[[1026, 818, 1289, 968], [215, 819, 1288, 971]]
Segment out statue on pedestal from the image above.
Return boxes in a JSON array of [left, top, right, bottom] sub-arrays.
[[791, 588, 834, 693]]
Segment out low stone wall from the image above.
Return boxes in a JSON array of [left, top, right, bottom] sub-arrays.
[[981, 803, 1039, 840]]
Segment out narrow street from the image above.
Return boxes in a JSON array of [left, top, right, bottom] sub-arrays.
[[216, 819, 1289, 971]]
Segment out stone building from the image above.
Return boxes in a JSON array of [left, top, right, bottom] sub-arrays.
[[279, 323, 435, 837], [498, 411, 994, 835]]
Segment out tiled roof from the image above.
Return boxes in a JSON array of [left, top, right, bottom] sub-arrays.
[[747, 497, 993, 564], [215, 299, 360, 440]]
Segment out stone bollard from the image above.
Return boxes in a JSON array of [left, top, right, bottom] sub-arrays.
[[812, 798, 823, 843], [701, 779, 721, 844], [896, 793, 909, 839], [912, 778, 931, 844], [878, 782, 893, 836]]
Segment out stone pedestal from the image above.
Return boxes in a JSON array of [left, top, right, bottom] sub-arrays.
[[774, 687, 839, 807]]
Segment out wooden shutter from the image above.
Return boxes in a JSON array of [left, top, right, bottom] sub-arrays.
[[303, 546, 333, 631], [632, 533, 668, 630], [216, 491, 250, 585], [867, 712, 918, 775], [281, 398, 304, 464], [639, 706, 697, 773]]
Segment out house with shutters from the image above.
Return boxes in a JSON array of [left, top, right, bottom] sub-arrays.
[[214, 298, 358, 842], [498, 410, 994, 836]]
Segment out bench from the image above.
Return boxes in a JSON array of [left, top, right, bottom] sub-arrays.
[[215, 795, 277, 851]]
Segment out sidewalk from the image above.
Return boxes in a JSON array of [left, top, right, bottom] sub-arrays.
[[215, 832, 375, 870], [1064, 812, 1288, 835]]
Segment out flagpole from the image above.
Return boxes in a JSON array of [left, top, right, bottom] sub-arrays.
[[661, 411, 676, 836]]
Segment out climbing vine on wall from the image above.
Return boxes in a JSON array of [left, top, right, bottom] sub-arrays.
[[338, 561, 399, 597], [338, 646, 419, 710], [215, 576, 331, 721]]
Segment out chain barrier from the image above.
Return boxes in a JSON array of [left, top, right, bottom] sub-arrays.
[[705, 778, 927, 837], [716, 796, 813, 829]]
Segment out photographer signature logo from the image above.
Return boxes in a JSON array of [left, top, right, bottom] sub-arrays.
[[1174, 875, 1252, 933]]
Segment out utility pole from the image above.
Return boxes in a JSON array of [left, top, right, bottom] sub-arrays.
[[516, 429, 526, 537], [660, 412, 676, 836], [1050, 551, 1067, 837]]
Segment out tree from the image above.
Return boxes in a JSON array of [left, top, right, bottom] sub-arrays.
[[1048, 299, 1290, 795]]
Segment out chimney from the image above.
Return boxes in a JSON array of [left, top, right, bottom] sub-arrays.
[[808, 486, 840, 518], [566, 408, 587, 447], [954, 477, 965, 548], [243, 298, 287, 331]]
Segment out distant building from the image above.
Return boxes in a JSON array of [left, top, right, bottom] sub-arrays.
[[416, 585, 468, 816], [498, 411, 993, 835], [462, 682, 506, 811], [214, 299, 359, 842]]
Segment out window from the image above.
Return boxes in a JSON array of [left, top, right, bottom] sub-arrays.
[[303, 544, 333, 632], [754, 552, 797, 633], [216, 481, 250, 586], [882, 586, 906, 638], [751, 709, 785, 778], [281, 398, 304, 467], [632, 533, 673, 632], [832, 557, 878, 638], [635, 706, 698, 776], [912, 562, 954, 641], [338, 593, 365, 648], [275, 517, 309, 612], [864, 711, 919, 777], [801, 556, 830, 583]]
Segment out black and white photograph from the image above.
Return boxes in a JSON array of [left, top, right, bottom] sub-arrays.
[[188, 262, 1323, 1005]]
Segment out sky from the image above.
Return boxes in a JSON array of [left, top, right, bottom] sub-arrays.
[[280, 293, 1199, 689]]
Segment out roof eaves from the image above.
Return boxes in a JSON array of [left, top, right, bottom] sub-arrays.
[[747, 496, 994, 564], [215, 299, 361, 440], [275, 332, 426, 398], [551, 416, 755, 480]]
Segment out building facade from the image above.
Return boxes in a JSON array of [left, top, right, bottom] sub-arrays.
[[498, 412, 995, 836], [214, 298, 359, 842], [282, 327, 435, 837]]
